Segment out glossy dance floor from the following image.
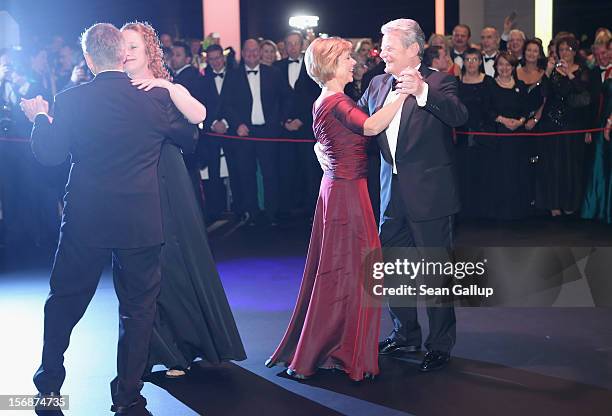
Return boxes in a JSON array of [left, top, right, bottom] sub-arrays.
[[1, 218, 611, 415]]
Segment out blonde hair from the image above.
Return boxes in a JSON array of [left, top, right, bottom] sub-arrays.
[[120, 21, 171, 80], [305, 37, 352, 87]]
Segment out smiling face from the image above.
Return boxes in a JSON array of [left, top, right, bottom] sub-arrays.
[[509, 32, 525, 56], [380, 30, 418, 76], [242, 39, 261, 69], [333, 50, 356, 86], [261, 44, 277, 65], [122, 29, 148, 76], [496, 56, 514, 79], [524, 42, 541, 65]]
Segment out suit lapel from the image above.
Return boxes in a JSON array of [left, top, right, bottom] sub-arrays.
[[376, 75, 395, 164]]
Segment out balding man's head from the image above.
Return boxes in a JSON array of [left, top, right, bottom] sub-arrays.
[[242, 39, 261, 68]]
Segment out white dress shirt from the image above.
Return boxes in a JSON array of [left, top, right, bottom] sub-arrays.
[[287, 56, 303, 89], [482, 51, 498, 77], [384, 64, 429, 174], [213, 68, 225, 95], [246, 65, 265, 125]]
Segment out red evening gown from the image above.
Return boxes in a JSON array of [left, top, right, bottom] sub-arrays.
[[266, 93, 382, 381]]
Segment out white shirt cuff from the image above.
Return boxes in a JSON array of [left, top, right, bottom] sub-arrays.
[[415, 82, 428, 107]]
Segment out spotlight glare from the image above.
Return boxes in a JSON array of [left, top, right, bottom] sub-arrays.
[[289, 15, 319, 30]]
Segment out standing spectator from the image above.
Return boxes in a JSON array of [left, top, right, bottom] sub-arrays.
[[354, 39, 373, 63], [536, 36, 591, 217], [518, 40, 549, 212], [507, 29, 526, 63], [276, 40, 288, 60], [582, 38, 612, 223], [220, 39, 289, 224], [480, 26, 500, 77], [54, 45, 74, 92], [484, 52, 531, 219], [189, 38, 205, 73], [274, 31, 320, 217], [456, 48, 494, 218], [450, 24, 471, 69], [160, 33, 173, 48], [260, 40, 279, 66], [202, 44, 230, 222], [170, 41, 207, 214]]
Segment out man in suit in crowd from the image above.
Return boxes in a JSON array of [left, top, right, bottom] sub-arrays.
[[219, 38, 289, 225], [21, 23, 197, 415], [170, 40, 207, 214], [450, 24, 471, 70], [201, 44, 230, 221], [480, 26, 501, 77], [274, 31, 321, 216]]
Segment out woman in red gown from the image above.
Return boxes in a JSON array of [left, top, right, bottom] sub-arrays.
[[265, 37, 407, 381]]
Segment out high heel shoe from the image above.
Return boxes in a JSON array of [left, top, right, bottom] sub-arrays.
[[286, 368, 310, 380]]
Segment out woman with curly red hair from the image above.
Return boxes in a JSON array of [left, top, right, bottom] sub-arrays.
[[119, 22, 246, 378]]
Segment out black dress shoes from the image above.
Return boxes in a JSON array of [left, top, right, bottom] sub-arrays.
[[378, 338, 421, 355], [111, 395, 151, 415], [419, 350, 450, 372]]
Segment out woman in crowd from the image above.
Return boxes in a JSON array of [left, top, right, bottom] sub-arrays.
[[260, 39, 279, 66], [484, 52, 531, 219], [536, 35, 591, 217], [120, 21, 246, 378], [518, 39, 549, 212], [265, 36, 407, 381], [456, 48, 494, 218], [582, 38, 612, 224]]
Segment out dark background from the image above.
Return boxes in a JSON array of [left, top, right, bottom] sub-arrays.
[[2, 0, 609, 49]]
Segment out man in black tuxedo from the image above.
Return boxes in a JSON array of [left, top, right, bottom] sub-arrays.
[[219, 39, 289, 224], [170, 41, 207, 215], [201, 44, 230, 221], [359, 19, 468, 372], [274, 31, 321, 216], [21, 23, 197, 415]]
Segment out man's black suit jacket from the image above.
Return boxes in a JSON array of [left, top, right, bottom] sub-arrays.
[[173, 66, 205, 106], [219, 64, 289, 136], [358, 66, 468, 222], [201, 70, 225, 132], [274, 58, 320, 131], [31, 71, 198, 248]]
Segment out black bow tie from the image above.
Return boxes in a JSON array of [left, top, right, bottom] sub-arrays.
[[484, 56, 496, 63], [213, 72, 224, 78], [288, 59, 300, 64], [246, 70, 258, 75], [451, 51, 463, 60], [391, 79, 398, 91]]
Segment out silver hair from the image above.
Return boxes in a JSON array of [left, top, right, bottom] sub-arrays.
[[509, 29, 526, 41], [381, 18, 426, 59], [80, 23, 126, 69]]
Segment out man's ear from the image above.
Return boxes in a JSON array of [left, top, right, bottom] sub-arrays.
[[84, 53, 97, 76]]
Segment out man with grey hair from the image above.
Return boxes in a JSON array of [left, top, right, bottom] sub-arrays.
[[21, 22, 197, 415], [317, 18, 468, 372], [371, 17, 467, 373]]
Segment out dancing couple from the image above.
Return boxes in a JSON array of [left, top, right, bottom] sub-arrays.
[[266, 18, 468, 380], [22, 22, 244, 416]]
